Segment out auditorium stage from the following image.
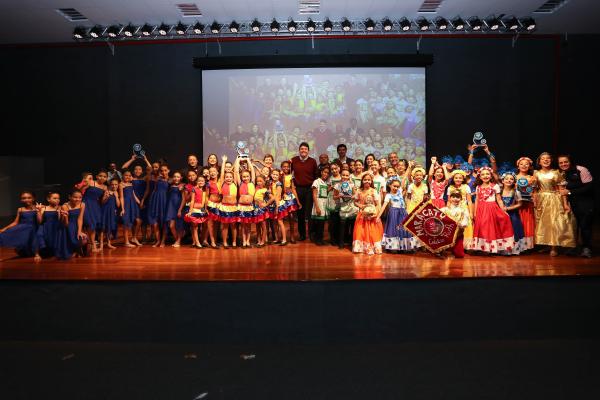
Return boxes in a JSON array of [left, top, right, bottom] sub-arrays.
[[1, 244, 598, 281]]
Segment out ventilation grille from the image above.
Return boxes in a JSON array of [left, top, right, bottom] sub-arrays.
[[534, 0, 570, 13], [299, 0, 321, 15], [418, 0, 444, 13], [56, 8, 88, 22], [176, 3, 202, 17]]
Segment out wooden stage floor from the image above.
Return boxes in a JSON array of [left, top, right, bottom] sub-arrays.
[[1, 243, 598, 281]]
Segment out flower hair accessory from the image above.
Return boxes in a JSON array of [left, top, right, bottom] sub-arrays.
[[450, 169, 467, 178], [478, 166, 494, 174], [501, 171, 517, 180], [411, 167, 426, 177], [516, 157, 533, 167]]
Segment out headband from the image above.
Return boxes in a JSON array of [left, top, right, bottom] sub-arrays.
[[450, 169, 467, 178], [516, 157, 533, 167], [501, 171, 516, 180], [411, 167, 426, 177]]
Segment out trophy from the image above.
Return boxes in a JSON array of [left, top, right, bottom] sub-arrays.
[[236, 141, 250, 159], [472, 131, 487, 147], [133, 143, 146, 159], [340, 181, 353, 199]]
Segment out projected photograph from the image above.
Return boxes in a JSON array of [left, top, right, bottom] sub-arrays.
[[203, 68, 426, 165]]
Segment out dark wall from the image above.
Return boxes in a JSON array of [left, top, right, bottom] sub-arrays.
[[1, 34, 597, 190]]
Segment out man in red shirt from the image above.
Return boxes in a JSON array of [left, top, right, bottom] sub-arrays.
[[291, 142, 318, 241]]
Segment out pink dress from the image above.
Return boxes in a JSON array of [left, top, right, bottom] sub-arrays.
[[469, 184, 515, 254]]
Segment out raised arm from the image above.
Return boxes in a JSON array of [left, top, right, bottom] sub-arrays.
[[220, 155, 227, 182], [250, 159, 256, 183], [428, 157, 437, 181], [121, 154, 137, 169], [233, 157, 241, 185]]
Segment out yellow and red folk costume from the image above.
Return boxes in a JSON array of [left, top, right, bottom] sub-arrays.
[[278, 174, 299, 218], [206, 180, 221, 221], [217, 182, 239, 223], [253, 187, 270, 222], [238, 181, 256, 223]]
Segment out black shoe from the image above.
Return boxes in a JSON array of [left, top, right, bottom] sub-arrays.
[[298, 236, 306, 242]]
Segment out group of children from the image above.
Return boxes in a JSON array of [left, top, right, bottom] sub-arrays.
[[0, 147, 580, 260]]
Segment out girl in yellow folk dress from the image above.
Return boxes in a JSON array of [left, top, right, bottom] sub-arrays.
[[533, 152, 577, 256]]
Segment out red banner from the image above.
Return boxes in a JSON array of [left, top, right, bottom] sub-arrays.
[[403, 201, 459, 253]]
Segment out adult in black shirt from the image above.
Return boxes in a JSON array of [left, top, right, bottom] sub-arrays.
[[558, 155, 594, 258]]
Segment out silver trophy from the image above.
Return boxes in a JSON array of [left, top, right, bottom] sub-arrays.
[[236, 141, 250, 159], [133, 143, 146, 159], [472, 131, 487, 147]]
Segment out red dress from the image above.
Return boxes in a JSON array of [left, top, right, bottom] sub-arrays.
[[429, 179, 447, 209], [469, 184, 515, 254]]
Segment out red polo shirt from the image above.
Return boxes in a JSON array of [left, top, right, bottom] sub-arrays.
[[290, 156, 318, 187]]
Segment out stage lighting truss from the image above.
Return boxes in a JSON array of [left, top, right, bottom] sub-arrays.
[[74, 16, 536, 41]]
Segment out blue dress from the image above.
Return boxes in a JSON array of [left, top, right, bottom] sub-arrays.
[[37, 210, 60, 257], [101, 193, 118, 239], [148, 178, 169, 225], [122, 185, 139, 228], [0, 210, 39, 257], [83, 185, 104, 230], [502, 192, 526, 254], [132, 179, 148, 224], [165, 185, 185, 232], [382, 192, 417, 251], [55, 208, 82, 260]]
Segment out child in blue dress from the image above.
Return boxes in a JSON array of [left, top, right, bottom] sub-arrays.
[[56, 189, 86, 260], [120, 170, 141, 247], [100, 178, 121, 250], [378, 178, 417, 252], [148, 164, 170, 247], [164, 171, 186, 247], [83, 170, 108, 252], [0, 191, 41, 261], [37, 192, 61, 258], [500, 172, 526, 255]]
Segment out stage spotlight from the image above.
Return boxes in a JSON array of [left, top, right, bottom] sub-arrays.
[[323, 18, 333, 32], [270, 19, 280, 32], [503, 16, 519, 31], [210, 21, 221, 34], [451, 17, 465, 30], [434, 17, 448, 30], [107, 25, 121, 38], [399, 18, 411, 31], [382, 18, 393, 31], [229, 21, 240, 33], [365, 18, 375, 31], [485, 17, 500, 31], [306, 19, 316, 32], [157, 24, 170, 36], [520, 17, 536, 31], [73, 26, 86, 39], [417, 18, 430, 31], [193, 22, 204, 34], [123, 24, 137, 37], [468, 17, 482, 31], [251, 19, 261, 32], [89, 25, 103, 38], [341, 18, 352, 32], [287, 19, 297, 32], [141, 24, 154, 36], [175, 22, 188, 35]]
